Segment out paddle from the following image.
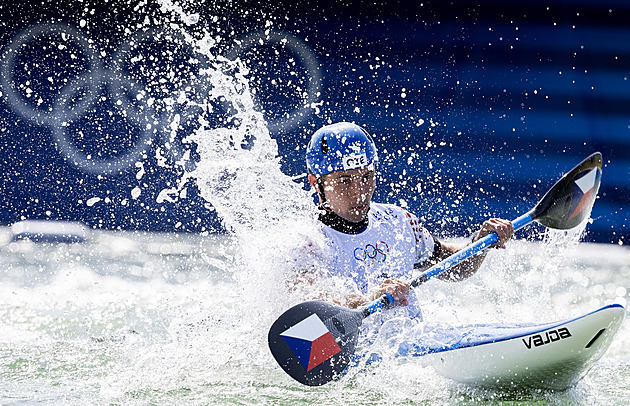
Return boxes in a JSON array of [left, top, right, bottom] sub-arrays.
[[268, 152, 603, 386]]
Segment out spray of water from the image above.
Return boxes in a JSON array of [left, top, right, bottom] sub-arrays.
[[108, 2, 335, 386]]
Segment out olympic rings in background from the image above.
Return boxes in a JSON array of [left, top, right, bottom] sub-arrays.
[[1, 22, 322, 174], [51, 73, 156, 174], [354, 241, 390, 266], [226, 29, 322, 133], [0, 22, 105, 126]]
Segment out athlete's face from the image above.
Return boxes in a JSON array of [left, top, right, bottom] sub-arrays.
[[309, 166, 376, 222]]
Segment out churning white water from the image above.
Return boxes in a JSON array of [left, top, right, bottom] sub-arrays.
[[0, 230, 628, 405]]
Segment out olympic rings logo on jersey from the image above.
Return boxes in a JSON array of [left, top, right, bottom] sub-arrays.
[[354, 241, 389, 267], [0, 22, 321, 174]]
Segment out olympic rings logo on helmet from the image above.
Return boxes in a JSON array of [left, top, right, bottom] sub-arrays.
[[1, 22, 321, 174], [354, 241, 389, 266]]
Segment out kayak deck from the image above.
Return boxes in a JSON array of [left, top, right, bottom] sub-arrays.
[[411, 304, 626, 390]]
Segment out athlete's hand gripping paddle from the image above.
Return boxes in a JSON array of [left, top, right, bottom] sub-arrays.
[[268, 152, 603, 386]]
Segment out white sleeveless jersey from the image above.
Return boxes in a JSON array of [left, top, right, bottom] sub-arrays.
[[319, 202, 435, 319]]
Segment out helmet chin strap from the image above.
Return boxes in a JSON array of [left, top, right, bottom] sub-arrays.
[[315, 177, 333, 212]]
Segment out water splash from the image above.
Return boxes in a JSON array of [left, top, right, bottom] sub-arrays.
[[152, 1, 315, 236], [133, 2, 327, 381]]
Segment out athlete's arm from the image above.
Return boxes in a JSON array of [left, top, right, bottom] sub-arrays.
[[291, 271, 410, 309], [435, 218, 513, 282]]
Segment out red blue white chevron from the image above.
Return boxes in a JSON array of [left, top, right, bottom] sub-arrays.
[[280, 314, 341, 372], [567, 168, 599, 221]]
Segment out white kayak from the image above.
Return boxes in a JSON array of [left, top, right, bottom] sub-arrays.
[[410, 304, 625, 390]]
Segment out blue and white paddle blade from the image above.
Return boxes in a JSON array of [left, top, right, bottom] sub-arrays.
[[268, 300, 363, 386]]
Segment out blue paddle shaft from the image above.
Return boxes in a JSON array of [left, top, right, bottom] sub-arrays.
[[363, 292, 394, 316], [412, 211, 534, 287], [364, 211, 534, 313]]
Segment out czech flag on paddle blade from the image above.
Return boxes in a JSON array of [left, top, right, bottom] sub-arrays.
[[567, 168, 599, 221], [280, 314, 342, 372]]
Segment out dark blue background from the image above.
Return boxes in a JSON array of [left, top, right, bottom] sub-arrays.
[[1, 0, 628, 243]]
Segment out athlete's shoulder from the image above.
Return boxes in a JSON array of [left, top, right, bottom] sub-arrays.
[[399, 206, 421, 224], [387, 205, 434, 246]]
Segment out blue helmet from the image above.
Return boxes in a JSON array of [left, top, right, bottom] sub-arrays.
[[306, 122, 378, 177]]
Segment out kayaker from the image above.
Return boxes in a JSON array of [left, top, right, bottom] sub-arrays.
[[293, 121, 513, 320]]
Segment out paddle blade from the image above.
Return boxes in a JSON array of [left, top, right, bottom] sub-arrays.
[[268, 300, 364, 386], [532, 152, 602, 230]]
